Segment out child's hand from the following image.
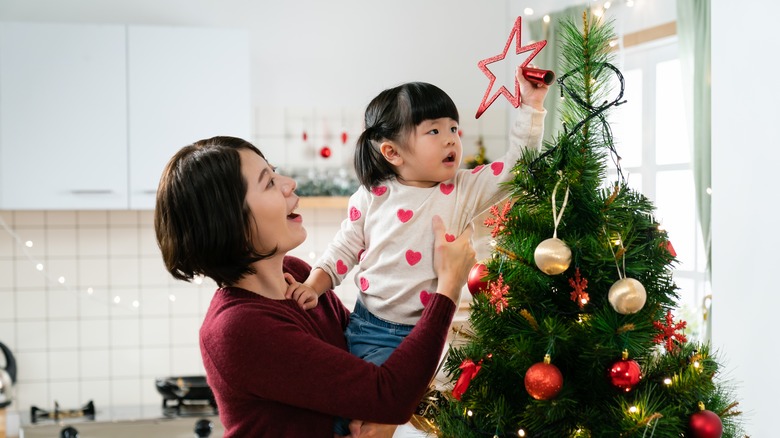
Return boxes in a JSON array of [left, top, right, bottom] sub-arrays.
[[517, 65, 550, 111], [284, 273, 319, 310]]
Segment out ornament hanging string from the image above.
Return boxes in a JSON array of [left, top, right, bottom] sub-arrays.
[[551, 172, 570, 239], [606, 230, 627, 280], [641, 413, 662, 438]]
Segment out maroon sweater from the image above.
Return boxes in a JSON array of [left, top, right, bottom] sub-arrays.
[[200, 256, 456, 437]]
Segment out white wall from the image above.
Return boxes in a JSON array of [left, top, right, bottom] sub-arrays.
[[712, 0, 780, 435]]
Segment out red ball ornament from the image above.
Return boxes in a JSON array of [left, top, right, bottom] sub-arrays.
[[524, 355, 563, 400], [467, 262, 489, 295], [319, 146, 332, 158], [341, 131, 349, 144], [608, 357, 642, 392], [689, 408, 723, 438]]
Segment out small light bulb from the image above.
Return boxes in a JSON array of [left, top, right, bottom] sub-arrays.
[[25, 240, 33, 248], [693, 361, 700, 368], [36, 263, 44, 271], [58, 276, 66, 284], [467, 410, 473, 417], [626, 0, 634, 6], [113, 296, 121, 304], [87, 287, 94, 295], [169, 294, 176, 302], [604, 1, 612, 8], [518, 429, 526, 437], [194, 276, 203, 285], [524, 7, 534, 15], [706, 187, 712, 195], [133, 300, 140, 308], [309, 251, 317, 260], [663, 377, 672, 385], [543, 15, 550, 23], [609, 40, 618, 47], [629, 406, 638, 413], [593, 8, 604, 17]]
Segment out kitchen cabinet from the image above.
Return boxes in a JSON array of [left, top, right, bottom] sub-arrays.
[[0, 23, 128, 209], [127, 25, 251, 209], [0, 23, 250, 210]]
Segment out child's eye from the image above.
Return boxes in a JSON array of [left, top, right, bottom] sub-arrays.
[[266, 178, 275, 188], [450, 126, 458, 133], [428, 129, 439, 135]]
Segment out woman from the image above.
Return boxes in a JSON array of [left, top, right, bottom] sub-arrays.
[[154, 136, 475, 437]]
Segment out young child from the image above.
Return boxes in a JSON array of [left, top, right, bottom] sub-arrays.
[[288, 68, 547, 361]]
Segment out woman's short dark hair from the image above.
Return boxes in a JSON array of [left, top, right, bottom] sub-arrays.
[[354, 82, 459, 189], [154, 136, 275, 287]]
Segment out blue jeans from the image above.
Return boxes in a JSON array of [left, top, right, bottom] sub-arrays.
[[334, 301, 415, 435]]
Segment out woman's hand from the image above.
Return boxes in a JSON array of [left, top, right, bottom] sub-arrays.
[[431, 215, 476, 304], [345, 419, 398, 438]]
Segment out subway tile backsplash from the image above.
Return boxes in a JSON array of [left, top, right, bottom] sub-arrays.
[[0, 206, 357, 415]]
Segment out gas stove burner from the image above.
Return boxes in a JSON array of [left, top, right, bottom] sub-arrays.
[[30, 400, 95, 424]]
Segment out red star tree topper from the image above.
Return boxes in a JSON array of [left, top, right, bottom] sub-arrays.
[[475, 16, 547, 118]]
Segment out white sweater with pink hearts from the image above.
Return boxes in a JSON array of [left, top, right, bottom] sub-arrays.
[[314, 105, 545, 325]]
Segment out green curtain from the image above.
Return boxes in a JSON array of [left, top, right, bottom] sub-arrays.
[[676, 0, 712, 341], [528, 4, 588, 143]]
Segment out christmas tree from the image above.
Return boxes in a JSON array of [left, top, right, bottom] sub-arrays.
[[429, 13, 743, 438]]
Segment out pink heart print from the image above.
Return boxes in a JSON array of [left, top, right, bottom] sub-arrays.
[[419, 290, 432, 306], [471, 164, 485, 174], [490, 161, 504, 175], [405, 250, 422, 266], [336, 259, 348, 275], [359, 277, 369, 291], [439, 183, 454, 195], [349, 206, 361, 221], [445, 234, 455, 242], [397, 209, 413, 223], [371, 186, 387, 196]]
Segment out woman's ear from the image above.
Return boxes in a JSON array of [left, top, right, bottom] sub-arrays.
[[380, 141, 403, 166]]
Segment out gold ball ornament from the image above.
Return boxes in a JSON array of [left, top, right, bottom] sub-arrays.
[[534, 237, 572, 275], [608, 278, 647, 314]]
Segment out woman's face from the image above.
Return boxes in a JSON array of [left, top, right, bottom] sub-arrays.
[[239, 148, 306, 255]]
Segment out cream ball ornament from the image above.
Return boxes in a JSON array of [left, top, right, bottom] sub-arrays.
[[607, 278, 647, 314], [534, 237, 572, 275]]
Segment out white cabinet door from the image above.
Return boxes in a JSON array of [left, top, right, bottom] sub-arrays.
[[127, 26, 251, 209], [0, 23, 128, 209]]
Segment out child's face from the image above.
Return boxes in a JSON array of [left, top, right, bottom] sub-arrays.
[[396, 117, 462, 187]]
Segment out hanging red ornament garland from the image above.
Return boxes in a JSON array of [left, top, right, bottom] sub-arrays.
[[341, 131, 348, 145], [607, 350, 642, 392], [524, 354, 563, 400], [319, 146, 332, 158], [467, 262, 489, 296], [688, 402, 723, 438], [475, 16, 549, 118]]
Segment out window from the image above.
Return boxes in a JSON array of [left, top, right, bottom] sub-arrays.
[[608, 38, 708, 340]]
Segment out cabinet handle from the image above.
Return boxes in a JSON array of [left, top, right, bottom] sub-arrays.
[[69, 190, 114, 195]]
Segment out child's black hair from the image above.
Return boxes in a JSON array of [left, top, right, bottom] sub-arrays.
[[354, 82, 459, 189]]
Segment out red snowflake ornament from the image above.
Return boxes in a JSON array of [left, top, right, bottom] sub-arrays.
[[475, 16, 547, 118], [652, 310, 688, 351], [488, 273, 509, 313], [568, 268, 589, 309], [484, 201, 512, 238]]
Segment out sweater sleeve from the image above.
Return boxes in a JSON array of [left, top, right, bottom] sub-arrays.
[[201, 293, 456, 425], [455, 104, 546, 220], [313, 188, 369, 288]]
